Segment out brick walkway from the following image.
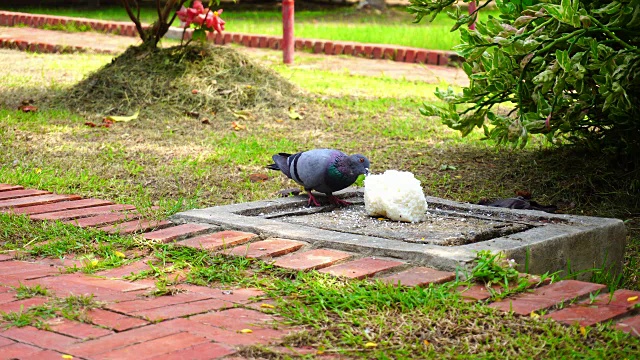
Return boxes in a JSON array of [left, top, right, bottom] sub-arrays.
[[0, 10, 470, 85], [0, 25, 137, 54], [0, 10, 457, 66], [0, 183, 639, 358]]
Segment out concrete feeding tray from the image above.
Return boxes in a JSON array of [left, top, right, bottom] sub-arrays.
[[173, 190, 626, 278]]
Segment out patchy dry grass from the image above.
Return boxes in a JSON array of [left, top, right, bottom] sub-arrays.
[[0, 44, 639, 357], [0, 45, 638, 285]]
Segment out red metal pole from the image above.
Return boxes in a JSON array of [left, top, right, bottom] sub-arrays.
[[282, 0, 294, 64], [468, 0, 477, 30]]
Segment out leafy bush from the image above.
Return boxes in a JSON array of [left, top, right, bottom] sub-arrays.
[[409, 0, 640, 155]]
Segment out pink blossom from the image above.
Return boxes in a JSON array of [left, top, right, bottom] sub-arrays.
[[204, 10, 225, 33], [187, 7, 199, 17], [176, 6, 190, 26], [192, 0, 205, 12], [193, 13, 206, 25], [176, 3, 206, 27], [177, 2, 225, 36]]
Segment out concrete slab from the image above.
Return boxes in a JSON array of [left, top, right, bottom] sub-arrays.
[[173, 190, 626, 279]]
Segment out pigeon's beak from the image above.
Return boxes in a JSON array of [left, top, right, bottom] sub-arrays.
[[364, 168, 369, 175]]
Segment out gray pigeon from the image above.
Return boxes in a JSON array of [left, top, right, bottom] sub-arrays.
[[267, 149, 370, 206]]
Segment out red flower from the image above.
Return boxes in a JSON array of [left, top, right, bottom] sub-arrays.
[[193, 13, 206, 25], [176, 6, 189, 25], [176, 2, 225, 35], [176, 5, 202, 27], [187, 7, 199, 18], [205, 9, 225, 33], [192, 0, 205, 13]]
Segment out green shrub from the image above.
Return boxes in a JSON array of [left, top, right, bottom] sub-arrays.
[[409, 0, 640, 155]]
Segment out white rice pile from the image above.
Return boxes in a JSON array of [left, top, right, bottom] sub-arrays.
[[364, 170, 428, 223]]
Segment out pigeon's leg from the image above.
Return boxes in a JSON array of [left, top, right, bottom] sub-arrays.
[[306, 191, 321, 207], [328, 195, 352, 207]]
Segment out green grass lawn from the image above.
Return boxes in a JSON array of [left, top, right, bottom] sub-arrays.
[[5, 5, 500, 50], [0, 42, 639, 357]]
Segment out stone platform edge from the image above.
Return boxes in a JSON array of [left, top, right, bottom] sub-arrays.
[[0, 10, 461, 66], [172, 189, 627, 280]]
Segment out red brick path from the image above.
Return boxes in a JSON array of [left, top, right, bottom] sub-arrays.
[[0, 182, 639, 359], [0, 10, 458, 66]]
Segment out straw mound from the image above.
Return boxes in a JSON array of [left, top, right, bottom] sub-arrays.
[[56, 44, 298, 121]]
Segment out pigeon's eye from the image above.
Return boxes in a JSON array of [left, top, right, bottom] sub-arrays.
[[359, 158, 365, 163]]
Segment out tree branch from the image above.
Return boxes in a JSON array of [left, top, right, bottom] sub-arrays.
[[156, 0, 163, 23], [469, 0, 494, 18], [590, 16, 640, 53], [119, 0, 146, 42]]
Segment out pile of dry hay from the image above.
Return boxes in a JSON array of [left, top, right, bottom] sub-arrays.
[[55, 44, 298, 121]]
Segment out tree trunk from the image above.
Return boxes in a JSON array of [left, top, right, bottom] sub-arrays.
[[358, 0, 386, 11], [120, 0, 187, 48]]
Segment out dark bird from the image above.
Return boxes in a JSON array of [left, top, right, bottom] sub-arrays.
[[478, 197, 557, 213], [267, 149, 370, 206]]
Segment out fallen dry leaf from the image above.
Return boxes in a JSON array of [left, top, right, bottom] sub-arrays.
[[86, 118, 116, 129], [102, 118, 114, 128], [249, 173, 269, 183], [18, 105, 38, 113], [238, 329, 253, 334], [530, 312, 540, 319], [191, 89, 199, 94], [232, 110, 253, 121], [260, 303, 275, 309], [231, 121, 246, 131], [201, 118, 211, 124], [628, 296, 639, 302], [186, 111, 200, 119], [106, 110, 139, 123], [516, 190, 532, 199], [288, 106, 303, 120], [364, 342, 377, 348]]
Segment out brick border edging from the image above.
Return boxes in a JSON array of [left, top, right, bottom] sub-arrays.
[[0, 38, 111, 54], [0, 10, 462, 66]]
